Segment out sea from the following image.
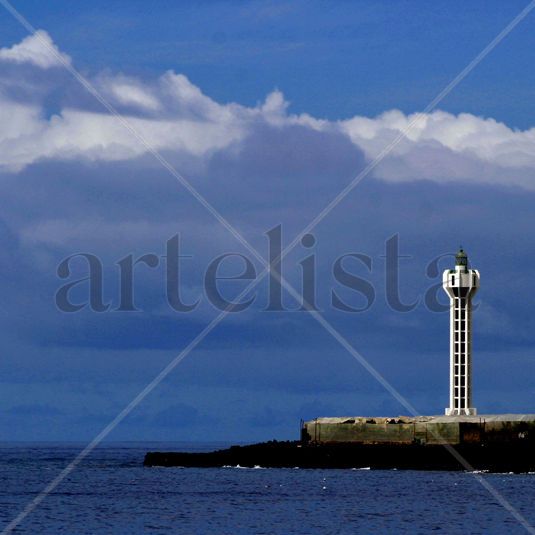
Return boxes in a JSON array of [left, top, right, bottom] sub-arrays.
[[1, 442, 534, 534]]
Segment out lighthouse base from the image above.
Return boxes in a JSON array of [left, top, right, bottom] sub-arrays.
[[445, 408, 477, 416]]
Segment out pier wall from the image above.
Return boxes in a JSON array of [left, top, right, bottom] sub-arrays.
[[302, 415, 535, 446]]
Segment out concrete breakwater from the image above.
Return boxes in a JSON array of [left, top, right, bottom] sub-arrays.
[[144, 414, 535, 472]]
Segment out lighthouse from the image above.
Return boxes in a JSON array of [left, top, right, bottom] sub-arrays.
[[442, 249, 480, 416]]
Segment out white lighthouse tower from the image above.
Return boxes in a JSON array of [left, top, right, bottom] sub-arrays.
[[443, 248, 480, 416]]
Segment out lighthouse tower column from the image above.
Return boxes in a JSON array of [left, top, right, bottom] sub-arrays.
[[442, 249, 479, 416]]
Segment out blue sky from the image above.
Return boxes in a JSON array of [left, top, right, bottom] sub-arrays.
[[0, 1, 534, 441]]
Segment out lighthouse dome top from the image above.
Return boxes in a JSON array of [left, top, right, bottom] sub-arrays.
[[455, 248, 468, 267]]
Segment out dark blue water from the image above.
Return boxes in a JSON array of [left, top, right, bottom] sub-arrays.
[[1, 443, 534, 534]]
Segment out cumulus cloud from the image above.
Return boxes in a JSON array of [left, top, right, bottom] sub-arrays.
[[0, 30, 71, 69], [0, 32, 535, 189], [340, 110, 535, 187], [103, 76, 161, 111], [0, 72, 248, 171]]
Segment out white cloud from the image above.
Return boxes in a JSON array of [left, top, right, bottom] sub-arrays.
[[106, 80, 161, 111], [339, 110, 535, 187], [1, 33, 535, 189], [0, 30, 71, 69], [0, 67, 255, 171]]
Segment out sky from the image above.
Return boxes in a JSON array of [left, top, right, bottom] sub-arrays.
[[0, 0, 535, 441]]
